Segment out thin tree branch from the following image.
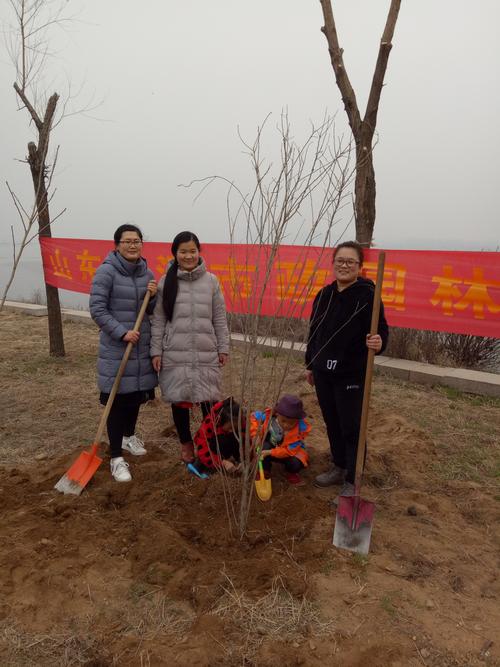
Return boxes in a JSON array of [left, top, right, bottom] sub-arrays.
[[319, 0, 362, 137], [13, 81, 42, 129], [184, 112, 354, 536], [6, 181, 29, 232], [26, 206, 66, 243], [364, 0, 401, 132]]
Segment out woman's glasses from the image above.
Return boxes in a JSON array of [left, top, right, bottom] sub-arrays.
[[334, 258, 359, 267], [119, 240, 143, 247]]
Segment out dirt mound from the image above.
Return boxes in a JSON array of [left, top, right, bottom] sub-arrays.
[[1, 312, 499, 665], [1, 410, 498, 666]]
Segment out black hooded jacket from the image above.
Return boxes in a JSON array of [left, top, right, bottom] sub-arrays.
[[305, 277, 389, 379]]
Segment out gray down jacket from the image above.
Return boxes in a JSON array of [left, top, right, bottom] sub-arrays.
[[89, 250, 158, 394], [150, 259, 230, 403]]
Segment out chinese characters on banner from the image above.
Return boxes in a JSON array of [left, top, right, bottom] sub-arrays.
[[39, 238, 500, 338]]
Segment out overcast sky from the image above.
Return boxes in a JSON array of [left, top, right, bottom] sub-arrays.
[[1, 0, 499, 257]]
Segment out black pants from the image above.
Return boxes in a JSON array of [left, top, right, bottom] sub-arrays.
[[313, 370, 364, 485], [261, 442, 304, 474], [171, 402, 211, 444], [100, 390, 153, 459]]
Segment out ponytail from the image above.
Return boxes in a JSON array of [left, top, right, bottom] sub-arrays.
[[163, 260, 179, 322], [162, 231, 201, 322]]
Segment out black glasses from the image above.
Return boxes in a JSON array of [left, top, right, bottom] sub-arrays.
[[334, 258, 359, 267], [119, 240, 143, 247]]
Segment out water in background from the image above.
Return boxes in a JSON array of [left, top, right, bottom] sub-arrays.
[[0, 243, 89, 309]]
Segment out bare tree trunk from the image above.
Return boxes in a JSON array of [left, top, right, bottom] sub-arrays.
[[320, 0, 401, 246], [354, 130, 376, 247], [6, 2, 74, 355], [21, 88, 65, 356], [27, 141, 65, 356]]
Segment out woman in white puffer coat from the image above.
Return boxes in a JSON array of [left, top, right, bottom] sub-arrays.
[[150, 231, 230, 463]]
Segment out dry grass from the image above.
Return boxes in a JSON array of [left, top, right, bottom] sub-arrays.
[[0, 620, 107, 666], [373, 375, 500, 488], [210, 572, 334, 660], [1, 593, 193, 666], [125, 591, 193, 642]]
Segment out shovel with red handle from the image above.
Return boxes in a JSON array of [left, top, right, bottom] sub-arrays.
[[333, 251, 385, 555]]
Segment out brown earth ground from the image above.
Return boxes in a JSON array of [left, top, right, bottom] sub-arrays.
[[0, 311, 499, 667]]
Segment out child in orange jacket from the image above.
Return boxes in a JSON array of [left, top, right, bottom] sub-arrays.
[[250, 394, 311, 486]]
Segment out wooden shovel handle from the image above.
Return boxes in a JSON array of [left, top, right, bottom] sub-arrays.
[[94, 290, 152, 445], [354, 252, 385, 489]]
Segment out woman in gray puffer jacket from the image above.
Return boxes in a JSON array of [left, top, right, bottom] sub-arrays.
[[150, 231, 230, 463], [90, 224, 157, 483]]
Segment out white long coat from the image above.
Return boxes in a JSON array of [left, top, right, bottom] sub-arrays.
[[150, 260, 229, 403]]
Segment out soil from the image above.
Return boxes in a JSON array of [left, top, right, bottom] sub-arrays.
[[0, 311, 499, 666]]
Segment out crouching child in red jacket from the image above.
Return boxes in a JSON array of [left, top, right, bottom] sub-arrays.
[[193, 397, 243, 473], [251, 394, 311, 486]]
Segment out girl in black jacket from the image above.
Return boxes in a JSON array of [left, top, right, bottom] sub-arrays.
[[305, 241, 389, 499]]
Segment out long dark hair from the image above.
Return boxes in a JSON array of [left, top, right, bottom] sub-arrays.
[[162, 231, 201, 321], [216, 397, 244, 436], [218, 397, 241, 427]]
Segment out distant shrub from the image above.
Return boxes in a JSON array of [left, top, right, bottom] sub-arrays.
[[31, 289, 46, 305], [384, 328, 500, 372]]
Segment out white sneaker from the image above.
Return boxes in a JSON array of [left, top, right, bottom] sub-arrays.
[[122, 434, 147, 456], [110, 457, 132, 482]]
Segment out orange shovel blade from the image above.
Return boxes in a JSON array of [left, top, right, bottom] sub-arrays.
[[54, 444, 103, 495]]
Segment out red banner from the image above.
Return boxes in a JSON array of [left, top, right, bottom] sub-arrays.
[[39, 237, 500, 338]]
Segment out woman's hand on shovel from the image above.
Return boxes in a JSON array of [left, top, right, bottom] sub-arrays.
[[366, 333, 382, 353], [123, 330, 140, 344], [147, 280, 158, 297], [152, 355, 161, 372]]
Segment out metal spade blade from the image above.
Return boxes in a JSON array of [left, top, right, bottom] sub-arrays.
[[333, 494, 375, 555]]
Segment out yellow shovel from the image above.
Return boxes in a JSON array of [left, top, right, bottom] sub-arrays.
[[255, 458, 272, 502]]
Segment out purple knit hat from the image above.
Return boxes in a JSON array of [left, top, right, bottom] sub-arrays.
[[274, 394, 306, 420]]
